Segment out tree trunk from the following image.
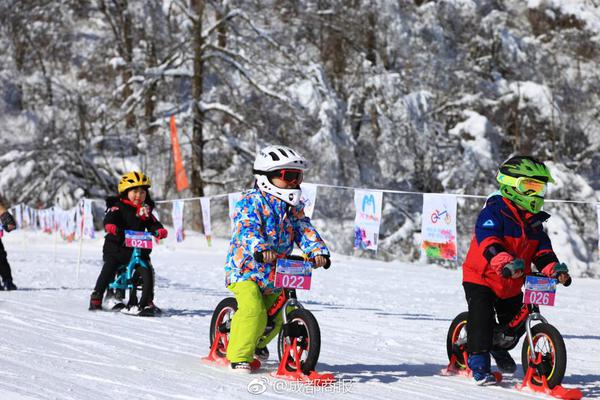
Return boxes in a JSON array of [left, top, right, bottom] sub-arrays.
[[121, 0, 136, 129], [216, 1, 228, 48], [191, 0, 205, 198]]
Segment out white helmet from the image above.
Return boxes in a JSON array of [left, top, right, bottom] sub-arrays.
[[253, 145, 308, 206]]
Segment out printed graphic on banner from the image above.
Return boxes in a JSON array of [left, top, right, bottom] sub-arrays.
[[524, 276, 556, 306], [200, 197, 212, 246], [228, 192, 243, 233], [421, 194, 458, 260], [171, 200, 185, 242], [353, 190, 383, 251], [300, 183, 318, 219], [169, 115, 190, 192]]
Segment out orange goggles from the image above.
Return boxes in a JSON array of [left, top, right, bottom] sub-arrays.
[[498, 173, 547, 196]]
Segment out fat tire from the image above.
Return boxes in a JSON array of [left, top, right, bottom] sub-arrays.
[[521, 322, 567, 388], [209, 297, 237, 357], [128, 265, 153, 309], [277, 308, 321, 375], [446, 311, 470, 369]]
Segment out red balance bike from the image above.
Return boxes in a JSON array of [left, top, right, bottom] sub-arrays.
[[202, 254, 335, 385], [444, 272, 582, 399]]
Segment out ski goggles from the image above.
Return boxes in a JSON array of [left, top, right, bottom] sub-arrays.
[[267, 169, 303, 185], [498, 173, 548, 196]]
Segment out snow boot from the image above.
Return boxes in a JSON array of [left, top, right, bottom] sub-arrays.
[[468, 352, 501, 385], [104, 290, 126, 311], [3, 279, 17, 291], [89, 291, 103, 311], [255, 346, 269, 361], [230, 362, 252, 374], [491, 349, 517, 373]]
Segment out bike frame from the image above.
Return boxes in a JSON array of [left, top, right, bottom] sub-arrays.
[[504, 301, 549, 362], [524, 306, 549, 362], [108, 247, 150, 291]]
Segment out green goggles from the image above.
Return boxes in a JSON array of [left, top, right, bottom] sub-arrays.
[[497, 173, 548, 196]]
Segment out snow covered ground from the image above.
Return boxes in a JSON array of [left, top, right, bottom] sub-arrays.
[[0, 229, 599, 400]]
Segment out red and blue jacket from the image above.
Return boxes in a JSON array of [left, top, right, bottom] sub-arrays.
[[463, 195, 559, 299]]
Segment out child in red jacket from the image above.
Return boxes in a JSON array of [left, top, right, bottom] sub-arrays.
[[462, 156, 571, 384]]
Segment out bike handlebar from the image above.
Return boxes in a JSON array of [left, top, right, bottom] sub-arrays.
[[253, 251, 331, 269], [503, 270, 572, 286]]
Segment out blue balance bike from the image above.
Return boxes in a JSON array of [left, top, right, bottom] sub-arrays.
[[106, 230, 159, 316]]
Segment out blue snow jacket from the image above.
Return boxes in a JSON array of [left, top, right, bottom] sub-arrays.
[[224, 189, 330, 293]]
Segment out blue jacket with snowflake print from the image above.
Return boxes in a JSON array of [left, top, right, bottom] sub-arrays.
[[224, 189, 330, 293]]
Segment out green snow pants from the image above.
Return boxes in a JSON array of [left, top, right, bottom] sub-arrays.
[[226, 280, 284, 363]]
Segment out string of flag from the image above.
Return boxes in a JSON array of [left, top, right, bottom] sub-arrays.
[[4, 183, 600, 264]]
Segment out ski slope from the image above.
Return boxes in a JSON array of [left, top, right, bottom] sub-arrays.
[[0, 230, 598, 400]]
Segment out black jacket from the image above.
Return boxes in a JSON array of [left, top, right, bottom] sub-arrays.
[[102, 196, 163, 259]]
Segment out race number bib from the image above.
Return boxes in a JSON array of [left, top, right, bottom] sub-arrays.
[[124, 230, 153, 249], [274, 259, 312, 290], [524, 276, 556, 306]]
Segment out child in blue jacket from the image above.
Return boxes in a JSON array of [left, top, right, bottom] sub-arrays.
[[224, 145, 330, 373]]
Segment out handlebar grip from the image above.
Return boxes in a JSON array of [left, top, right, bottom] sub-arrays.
[[501, 266, 512, 279], [253, 251, 264, 263]]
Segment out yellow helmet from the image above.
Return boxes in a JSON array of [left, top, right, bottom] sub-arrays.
[[118, 171, 151, 194]]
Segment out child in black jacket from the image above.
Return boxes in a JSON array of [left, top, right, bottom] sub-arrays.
[[89, 171, 167, 314], [0, 198, 17, 290]]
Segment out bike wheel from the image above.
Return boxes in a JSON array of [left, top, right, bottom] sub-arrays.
[[129, 265, 153, 308], [521, 323, 567, 388], [209, 298, 237, 358], [446, 311, 469, 370], [277, 309, 321, 375]]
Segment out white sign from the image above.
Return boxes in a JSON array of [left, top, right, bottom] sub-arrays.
[[300, 183, 318, 219], [597, 204, 600, 256], [421, 194, 458, 260], [353, 189, 383, 251], [200, 197, 212, 246], [172, 200, 185, 242]]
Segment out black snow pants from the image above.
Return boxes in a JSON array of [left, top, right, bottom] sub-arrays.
[[463, 282, 522, 353]]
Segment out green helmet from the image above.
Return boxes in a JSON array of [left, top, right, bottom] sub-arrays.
[[496, 156, 555, 214]]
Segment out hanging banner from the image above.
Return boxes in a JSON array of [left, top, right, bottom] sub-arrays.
[[228, 192, 243, 233], [12, 204, 22, 229], [82, 199, 95, 239], [171, 200, 185, 242], [421, 194, 458, 260], [353, 190, 383, 251], [22, 206, 31, 228], [300, 183, 318, 219], [169, 115, 190, 192], [200, 197, 212, 246], [597, 204, 600, 257]]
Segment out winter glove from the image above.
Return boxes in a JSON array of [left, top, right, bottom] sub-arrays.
[[136, 204, 151, 220], [541, 262, 571, 285], [104, 224, 118, 236], [313, 255, 331, 269], [155, 228, 168, 240], [490, 252, 514, 275], [501, 259, 525, 279], [490, 251, 524, 278], [541, 261, 568, 277], [0, 211, 16, 232]]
